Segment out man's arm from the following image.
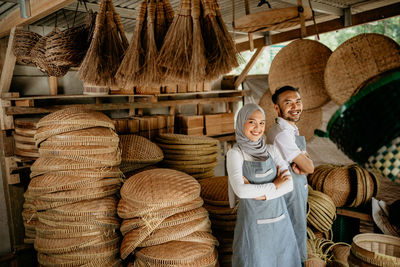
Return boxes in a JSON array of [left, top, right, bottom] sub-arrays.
[[292, 152, 314, 174]]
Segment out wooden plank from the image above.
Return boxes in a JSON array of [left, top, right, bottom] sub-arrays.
[[234, 47, 265, 89], [48, 76, 58, 96], [0, 0, 76, 38], [337, 208, 373, 222], [236, 2, 400, 52], [297, 0, 307, 37], [6, 96, 244, 115], [0, 27, 17, 94], [14, 99, 34, 107], [0, 100, 14, 130], [4, 157, 20, 185], [1, 92, 19, 98]]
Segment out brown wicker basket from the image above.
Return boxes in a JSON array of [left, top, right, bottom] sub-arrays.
[[13, 29, 42, 64]]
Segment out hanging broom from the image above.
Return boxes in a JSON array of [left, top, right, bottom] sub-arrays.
[[115, 1, 148, 89], [78, 0, 127, 87], [190, 0, 207, 82], [157, 0, 193, 83], [201, 0, 238, 80]]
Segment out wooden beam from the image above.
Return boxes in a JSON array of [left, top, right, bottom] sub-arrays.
[[63, 2, 135, 19], [234, 47, 265, 89], [279, 0, 344, 16], [0, 0, 76, 38], [236, 2, 400, 52], [0, 27, 16, 94]]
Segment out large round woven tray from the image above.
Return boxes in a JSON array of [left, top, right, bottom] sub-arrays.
[[324, 33, 400, 105], [268, 39, 332, 110], [35, 124, 103, 145], [157, 133, 219, 145], [326, 70, 400, 165], [120, 134, 164, 163], [199, 176, 229, 206], [258, 89, 277, 133], [297, 107, 322, 141], [121, 168, 200, 208]]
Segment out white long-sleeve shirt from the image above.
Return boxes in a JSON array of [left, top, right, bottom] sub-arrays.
[[226, 144, 293, 208]]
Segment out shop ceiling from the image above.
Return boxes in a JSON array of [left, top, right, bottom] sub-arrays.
[[0, 0, 399, 52]]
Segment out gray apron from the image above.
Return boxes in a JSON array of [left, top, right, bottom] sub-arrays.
[[232, 152, 301, 267], [284, 135, 308, 263]]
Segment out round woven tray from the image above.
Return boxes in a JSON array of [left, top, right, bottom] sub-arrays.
[[42, 127, 119, 146], [14, 117, 41, 129], [35, 124, 101, 145], [199, 176, 229, 206], [120, 134, 164, 163], [297, 107, 322, 141], [191, 170, 216, 180], [162, 154, 218, 165], [157, 142, 218, 151], [268, 39, 332, 110], [160, 160, 218, 172], [324, 33, 400, 105], [161, 148, 219, 156], [39, 145, 118, 157], [157, 133, 219, 145], [178, 231, 219, 246], [30, 166, 122, 179], [164, 152, 218, 161], [121, 168, 200, 208]]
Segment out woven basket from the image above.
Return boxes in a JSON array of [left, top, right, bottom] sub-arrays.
[[350, 233, 400, 267], [322, 167, 353, 207], [268, 39, 332, 110], [121, 168, 200, 208], [120, 134, 164, 163], [326, 70, 400, 165], [13, 29, 42, 64], [324, 34, 400, 106]]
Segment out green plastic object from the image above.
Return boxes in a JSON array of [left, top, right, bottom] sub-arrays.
[[326, 70, 400, 165]]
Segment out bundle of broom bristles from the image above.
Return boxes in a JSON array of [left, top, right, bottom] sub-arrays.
[[115, 0, 239, 87]]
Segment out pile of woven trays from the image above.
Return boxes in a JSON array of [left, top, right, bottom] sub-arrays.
[[14, 117, 41, 159], [119, 134, 164, 174], [308, 164, 380, 207], [118, 168, 219, 266], [307, 186, 336, 239], [199, 176, 237, 267], [23, 108, 123, 266], [156, 133, 219, 179]]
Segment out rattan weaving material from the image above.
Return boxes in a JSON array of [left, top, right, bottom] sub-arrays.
[[13, 133, 36, 144], [161, 161, 218, 173], [120, 134, 164, 163], [15, 142, 37, 150], [37, 216, 120, 229], [120, 168, 200, 208], [268, 39, 332, 109], [35, 222, 115, 239], [199, 176, 229, 206], [15, 148, 39, 158], [324, 33, 400, 105], [42, 242, 119, 260], [157, 133, 218, 145], [162, 156, 218, 165], [15, 127, 36, 137]]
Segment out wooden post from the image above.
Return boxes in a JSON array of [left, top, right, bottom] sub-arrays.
[[297, 0, 307, 37], [244, 0, 254, 51], [0, 27, 17, 94], [48, 76, 58, 95], [234, 47, 265, 89]]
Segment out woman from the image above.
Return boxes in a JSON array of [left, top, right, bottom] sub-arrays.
[[227, 103, 301, 267]]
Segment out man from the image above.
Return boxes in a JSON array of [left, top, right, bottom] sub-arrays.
[[266, 85, 314, 266]]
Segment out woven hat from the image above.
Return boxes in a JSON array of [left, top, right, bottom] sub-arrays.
[[30, 166, 122, 179], [199, 176, 229, 206], [297, 107, 322, 141], [157, 133, 219, 145], [42, 127, 119, 146], [120, 134, 164, 164], [325, 34, 400, 106], [372, 198, 400, 237], [268, 39, 332, 110], [121, 168, 200, 208], [259, 89, 277, 133]]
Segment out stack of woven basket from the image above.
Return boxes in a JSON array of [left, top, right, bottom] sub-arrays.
[[308, 164, 380, 207], [24, 108, 122, 266], [119, 134, 164, 174], [199, 176, 237, 267], [307, 187, 336, 239], [117, 168, 219, 265], [156, 133, 219, 179], [306, 237, 351, 266], [14, 117, 41, 159]]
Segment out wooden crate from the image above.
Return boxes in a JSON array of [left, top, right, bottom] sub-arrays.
[[180, 127, 204, 136], [205, 113, 234, 136], [176, 115, 204, 136]]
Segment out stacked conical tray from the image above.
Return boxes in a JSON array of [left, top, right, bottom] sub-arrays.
[[119, 134, 164, 174], [199, 176, 237, 267], [14, 117, 41, 159], [307, 187, 336, 235], [117, 168, 219, 265], [24, 108, 122, 266], [156, 133, 219, 179], [307, 164, 380, 207]]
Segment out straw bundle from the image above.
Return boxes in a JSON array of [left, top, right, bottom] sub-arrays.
[[23, 108, 122, 265], [12, 29, 41, 64], [117, 168, 218, 264], [156, 133, 219, 179], [307, 164, 380, 207], [79, 0, 128, 88]]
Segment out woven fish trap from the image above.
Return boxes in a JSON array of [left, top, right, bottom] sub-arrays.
[[157, 133, 219, 145], [297, 107, 323, 141], [117, 196, 204, 219], [121, 207, 209, 235], [268, 39, 332, 110], [38, 145, 118, 157], [30, 29, 70, 77], [30, 166, 122, 179], [120, 219, 164, 259], [199, 176, 229, 206], [324, 34, 400, 106], [34, 231, 119, 254], [177, 231, 219, 246], [42, 127, 119, 146], [13, 29, 42, 64], [45, 24, 91, 68], [36, 108, 115, 129], [135, 241, 216, 265], [121, 168, 200, 208], [139, 216, 211, 247], [120, 134, 164, 163], [350, 233, 400, 267], [322, 166, 354, 207]]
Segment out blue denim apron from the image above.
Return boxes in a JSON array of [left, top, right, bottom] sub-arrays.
[[284, 135, 308, 263], [232, 152, 301, 267]]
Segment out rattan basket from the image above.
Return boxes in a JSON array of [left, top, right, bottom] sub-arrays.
[[324, 33, 400, 106], [13, 29, 42, 64], [268, 39, 332, 110]]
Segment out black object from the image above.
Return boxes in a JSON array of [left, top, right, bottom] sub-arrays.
[[257, 0, 271, 8]]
